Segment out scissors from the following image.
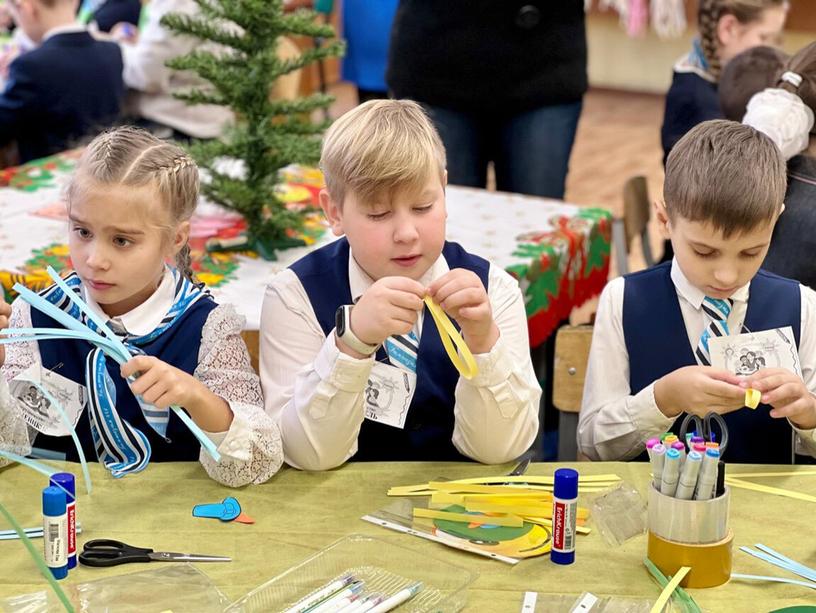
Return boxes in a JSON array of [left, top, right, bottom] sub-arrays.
[[78, 539, 231, 567], [678, 412, 729, 454]]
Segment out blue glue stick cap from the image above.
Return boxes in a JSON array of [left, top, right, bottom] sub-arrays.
[[553, 468, 578, 499], [50, 473, 75, 501], [42, 486, 66, 516]]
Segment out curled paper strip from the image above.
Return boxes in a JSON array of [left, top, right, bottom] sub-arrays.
[[423, 297, 478, 380], [745, 388, 761, 409]]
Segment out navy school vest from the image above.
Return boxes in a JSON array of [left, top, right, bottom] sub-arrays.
[[623, 262, 800, 464], [290, 238, 490, 461], [30, 296, 218, 462]]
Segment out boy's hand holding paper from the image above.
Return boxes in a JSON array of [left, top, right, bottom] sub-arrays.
[[741, 368, 816, 429], [345, 276, 425, 352], [427, 268, 499, 355], [654, 365, 745, 418]]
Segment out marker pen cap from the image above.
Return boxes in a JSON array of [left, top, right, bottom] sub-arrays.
[[646, 438, 660, 450]]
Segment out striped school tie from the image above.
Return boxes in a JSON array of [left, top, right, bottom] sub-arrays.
[[385, 330, 419, 373], [695, 297, 733, 366]]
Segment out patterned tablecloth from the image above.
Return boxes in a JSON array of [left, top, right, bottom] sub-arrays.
[[0, 151, 611, 347]]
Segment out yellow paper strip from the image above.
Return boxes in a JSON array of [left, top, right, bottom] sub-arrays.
[[725, 477, 816, 503], [431, 492, 467, 505], [465, 501, 552, 516], [523, 516, 592, 534], [650, 566, 690, 613], [423, 297, 478, 379], [728, 470, 816, 478], [413, 508, 523, 527], [428, 482, 552, 495], [448, 474, 622, 485], [745, 388, 761, 409]]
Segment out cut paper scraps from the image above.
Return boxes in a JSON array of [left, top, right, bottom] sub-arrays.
[[643, 558, 701, 613], [193, 497, 255, 525], [733, 543, 816, 591], [368, 471, 619, 562]]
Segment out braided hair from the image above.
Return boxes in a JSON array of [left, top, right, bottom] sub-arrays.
[[67, 126, 200, 282], [698, 0, 787, 80]]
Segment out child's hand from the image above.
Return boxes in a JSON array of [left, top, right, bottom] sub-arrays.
[[109, 22, 139, 44], [0, 297, 10, 368], [742, 368, 816, 430], [427, 268, 499, 354], [654, 366, 745, 418], [121, 355, 202, 410], [347, 276, 426, 349]]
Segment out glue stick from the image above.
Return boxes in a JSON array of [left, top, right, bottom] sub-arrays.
[[42, 486, 68, 580], [50, 473, 76, 570], [551, 468, 578, 565]]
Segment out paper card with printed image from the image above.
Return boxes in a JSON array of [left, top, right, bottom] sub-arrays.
[[363, 362, 416, 429], [11, 363, 87, 436], [708, 326, 801, 378]]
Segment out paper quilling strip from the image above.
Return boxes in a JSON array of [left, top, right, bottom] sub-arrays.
[[423, 297, 478, 379], [745, 388, 761, 409], [725, 477, 816, 503], [649, 566, 690, 613]]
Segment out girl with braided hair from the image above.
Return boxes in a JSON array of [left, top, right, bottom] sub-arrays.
[[658, 0, 787, 263], [661, 0, 788, 165], [0, 126, 283, 486]]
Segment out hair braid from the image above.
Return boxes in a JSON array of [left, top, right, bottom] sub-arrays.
[[699, 0, 724, 78]]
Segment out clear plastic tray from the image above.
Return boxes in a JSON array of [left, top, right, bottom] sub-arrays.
[[226, 534, 478, 613]]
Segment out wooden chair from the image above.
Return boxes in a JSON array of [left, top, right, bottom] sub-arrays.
[[241, 330, 261, 374], [612, 175, 655, 275], [553, 325, 593, 461]]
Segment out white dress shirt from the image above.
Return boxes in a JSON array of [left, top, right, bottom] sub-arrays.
[[119, 0, 234, 138], [260, 249, 541, 470], [578, 260, 816, 461]]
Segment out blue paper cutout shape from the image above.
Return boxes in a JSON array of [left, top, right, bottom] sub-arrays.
[[192, 497, 241, 521]]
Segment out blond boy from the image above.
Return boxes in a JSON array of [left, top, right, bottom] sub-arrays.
[[260, 100, 541, 470]]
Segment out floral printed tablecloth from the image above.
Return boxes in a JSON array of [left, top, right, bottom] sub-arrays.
[[0, 151, 611, 347]]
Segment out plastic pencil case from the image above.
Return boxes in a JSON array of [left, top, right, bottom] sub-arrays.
[[646, 485, 732, 588], [226, 534, 478, 613]]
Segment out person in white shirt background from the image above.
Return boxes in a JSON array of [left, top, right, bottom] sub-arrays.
[[578, 119, 816, 464], [260, 99, 541, 471]]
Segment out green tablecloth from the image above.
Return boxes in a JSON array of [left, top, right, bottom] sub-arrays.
[[1, 461, 815, 611]]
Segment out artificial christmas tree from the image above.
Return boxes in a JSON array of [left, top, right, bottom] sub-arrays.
[[161, 0, 344, 259]]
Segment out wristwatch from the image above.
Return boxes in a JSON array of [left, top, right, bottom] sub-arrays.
[[335, 305, 378, 355]]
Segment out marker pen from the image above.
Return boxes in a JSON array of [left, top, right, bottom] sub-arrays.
[[367, 582, 423, 613], [660, 448, 681, 497], [646, 438, 660, 451], [650, 443, 666, 489], [671, 440, 686, 461], [691, 436, 705, 446], [692, 443, 706, 454], [663, 434, 679, 445], [551, 468, 578, 565], [674, 450, 703, 500], [716, 460, 726, 498], [42, 486, 68, 580], [695, 449, 720, 501], [50, 473, 76, 570]]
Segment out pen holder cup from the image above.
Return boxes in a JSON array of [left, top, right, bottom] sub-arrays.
[[646, 485, 732, 588]]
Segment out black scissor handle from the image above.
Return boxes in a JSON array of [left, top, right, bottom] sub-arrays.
[[79, 539, 154, 567]]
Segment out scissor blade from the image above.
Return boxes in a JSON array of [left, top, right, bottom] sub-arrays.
[[149, 552, 231, 562]]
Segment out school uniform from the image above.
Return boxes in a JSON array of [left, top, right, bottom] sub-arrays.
[[578, 260, 816, 463], [89, 0, 142, 32], [0, 26, 124, 163], [0, 268, 283, 486], [660, 39, 722, 165], [260, 238, 541, 470]]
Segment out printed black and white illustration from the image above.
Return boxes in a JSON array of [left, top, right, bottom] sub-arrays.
[[709, 326, 801, 378], [363, 363, 415, 429], [10, 364, 88, 436]]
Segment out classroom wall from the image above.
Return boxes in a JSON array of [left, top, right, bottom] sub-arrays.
[[587, 12, 815, 94]]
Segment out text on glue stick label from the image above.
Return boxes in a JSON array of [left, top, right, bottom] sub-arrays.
[[553, 499, 576, 553], [43, 513, 67, 566], [66, 503, 76, 557]]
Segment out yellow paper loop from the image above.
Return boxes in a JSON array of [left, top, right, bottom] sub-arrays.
[[745, 388, 761, 409], [423, 297, 478, 379], [649, 566, 690, 613]]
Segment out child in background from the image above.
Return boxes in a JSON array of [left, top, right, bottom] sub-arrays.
[[0, 0, 124, 163], [661, 0, 788, 163], [579, 120, 816, 464], [260, 100, 541, 471], [0, 127, 282, 486], [658, 0, 787, 262], [719, 42, 816, 290]]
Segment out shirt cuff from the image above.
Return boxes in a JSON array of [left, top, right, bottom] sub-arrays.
[[789, 421, 816, 444], [627, 383, 676, 435], [462, 335, 511, 387], [203, 408, 252, 462], [313, 329, 374, 393]]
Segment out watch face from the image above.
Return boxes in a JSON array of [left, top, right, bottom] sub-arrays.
[[335, 305, 346, 336]]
